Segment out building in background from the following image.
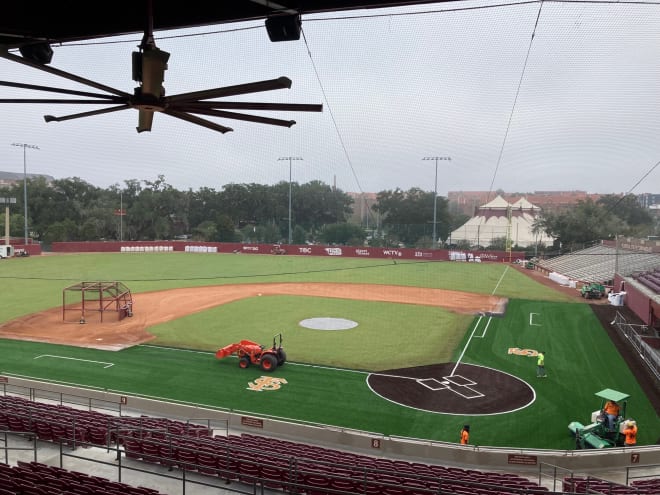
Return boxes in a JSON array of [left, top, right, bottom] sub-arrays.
[[447, 190, 605, 217], [0, 170, 54, 187]]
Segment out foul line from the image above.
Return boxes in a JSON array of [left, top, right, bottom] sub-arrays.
[[491, 264, 510, 296], [34, 355, 114, 369], [450, 316, 483, 376], [451, 264, 510, 375]]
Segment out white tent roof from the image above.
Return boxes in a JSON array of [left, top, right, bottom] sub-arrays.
[[480, 195, 510, 209], [450, 196, 552, 247], [511, 197, 540, 210]]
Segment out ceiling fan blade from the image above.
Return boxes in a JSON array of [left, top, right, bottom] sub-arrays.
[[164, 109, 233, 134], [180, 101, 323, 112], [166, 77, 292, 104], [0, 80, 124, 100], [177, 107, 295, 128], [0, 98, 127, 104], [0, 49, 131, 98], [43, 105, 131, 123]]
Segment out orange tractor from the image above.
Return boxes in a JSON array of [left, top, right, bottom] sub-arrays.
[[215, 334, 286, 372]]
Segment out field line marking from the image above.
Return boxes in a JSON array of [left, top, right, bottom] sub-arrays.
[[529, 312, 541, 326], [450, 261, 507, 372], [450, 315, 483, 376], [491, 264, 510, 295], [139, 345, 216, 356], [474, 316, 493, 338], [34, 354, 114, 369]]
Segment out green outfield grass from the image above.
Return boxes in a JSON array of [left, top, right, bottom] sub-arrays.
[[0, 253, 573, 322], [0, 253, 657, 449]]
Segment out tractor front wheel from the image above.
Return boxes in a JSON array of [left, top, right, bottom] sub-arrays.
[[260, 354, 278, 372], [239, 357, 251, 369]]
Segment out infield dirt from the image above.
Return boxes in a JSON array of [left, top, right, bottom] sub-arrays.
[[0, 282, 507, 351]]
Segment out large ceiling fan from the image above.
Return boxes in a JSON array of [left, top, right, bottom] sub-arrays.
[[0, 7, 322, 134]]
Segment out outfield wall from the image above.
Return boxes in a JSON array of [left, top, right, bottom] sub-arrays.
[[50, 240, 526, 263], [3, 375, 659, 476]]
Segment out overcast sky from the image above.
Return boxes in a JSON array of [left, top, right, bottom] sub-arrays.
[[1, 0, 660, 198]]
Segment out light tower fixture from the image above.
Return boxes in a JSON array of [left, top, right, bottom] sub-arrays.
[[422, 156, 451, 248]]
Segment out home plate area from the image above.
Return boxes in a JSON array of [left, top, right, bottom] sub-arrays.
[[367, 363, 534, 415], [417, 375, 484, 399]]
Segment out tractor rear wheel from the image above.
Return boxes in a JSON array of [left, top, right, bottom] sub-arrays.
[[260, 354, 278, 372], [277, 349, 287, 365], [239, 357, 251, 369]]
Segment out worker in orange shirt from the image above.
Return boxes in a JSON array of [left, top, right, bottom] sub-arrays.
[[460, 425, 470, 445], [623, 420, 637, 447], [603, 400, 620, 431]]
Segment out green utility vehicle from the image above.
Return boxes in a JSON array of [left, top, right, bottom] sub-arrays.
[[568, 389, 629, 449], [580, 282, 606, 299]]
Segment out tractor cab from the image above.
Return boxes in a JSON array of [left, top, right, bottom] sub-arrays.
[[568, 389, 630, 449]]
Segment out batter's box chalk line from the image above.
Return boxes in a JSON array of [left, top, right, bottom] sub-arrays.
[[416, 378, 448, 391], [416, 374, 484, 399]]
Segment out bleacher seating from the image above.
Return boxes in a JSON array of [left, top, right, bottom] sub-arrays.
[[634, 269, 660, 294], [5, 394, 640, 495], [563, 475, 655, 494], [0, 461, 167, 495], [0, 395, 211, 448], [632, 477, 660, 493], [536, 245, 660, 284]]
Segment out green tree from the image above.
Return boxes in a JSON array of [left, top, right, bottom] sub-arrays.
[[597, 194, 655, 236], [372, 187, 450, 246], [534, 198, 626, 251], [292, 225, 307, 245], [215, 214, 238, 242], [193, 220, 217, 241], [320, 223, 366, 245]]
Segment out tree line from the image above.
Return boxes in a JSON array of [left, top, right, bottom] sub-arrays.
[[0, 175, 656, 251]]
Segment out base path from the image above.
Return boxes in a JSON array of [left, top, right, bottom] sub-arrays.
[[0, 283, 508, 351]]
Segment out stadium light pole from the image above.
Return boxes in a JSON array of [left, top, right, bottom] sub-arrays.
[[278, 156, 303, 244], [11, 142, 39, 246], [422, 156, 451, 248]]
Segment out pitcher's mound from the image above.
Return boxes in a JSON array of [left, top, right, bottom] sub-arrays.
[[299, 317, 358, 330]]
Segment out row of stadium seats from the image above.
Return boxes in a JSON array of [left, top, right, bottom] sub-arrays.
[[2, 394, 627, 495], [0, 460, 164, 495], [633, 269, 660, 294], [631, 478, 660, 493], [0, 395, 212, 448], [536, 244, 660, 285], [119, 434, 553, 495], [563, 475, 656, 494]]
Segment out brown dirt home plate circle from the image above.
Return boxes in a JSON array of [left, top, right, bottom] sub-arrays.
[[368, 363, 535, 415]]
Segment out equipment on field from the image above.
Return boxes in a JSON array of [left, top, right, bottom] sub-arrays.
[[215, 333, 286, 372], [568, 389, 629, 449], [580, 283, 606, 299]]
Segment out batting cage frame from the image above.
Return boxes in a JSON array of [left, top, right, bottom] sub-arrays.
[[62, 281, 133, 323]]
